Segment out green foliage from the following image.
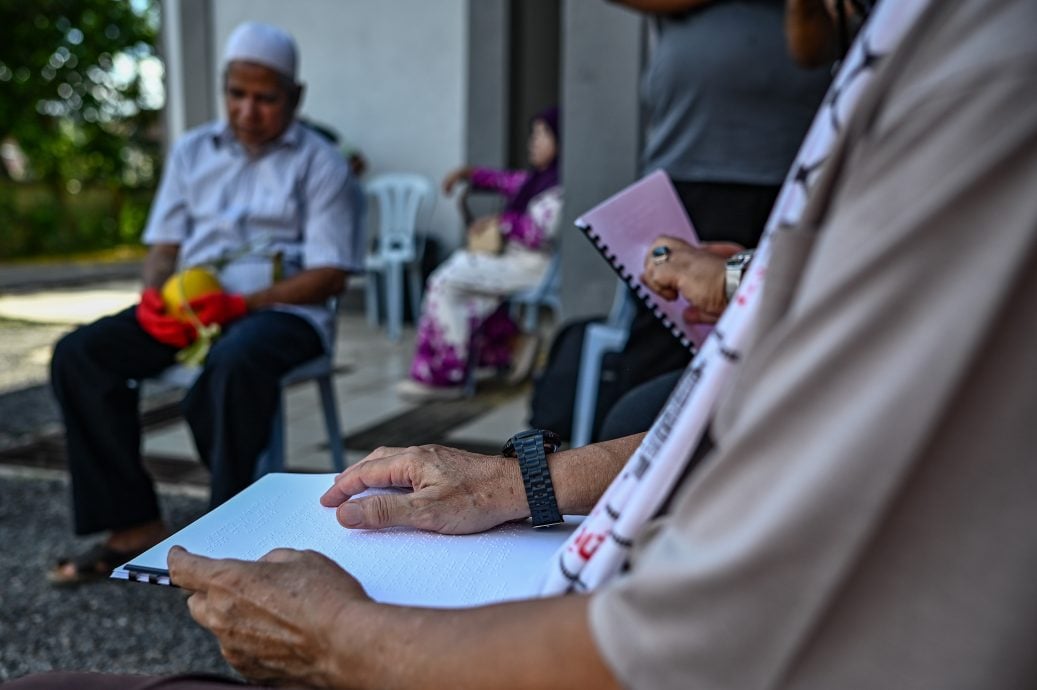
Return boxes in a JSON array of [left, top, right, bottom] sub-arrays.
[[0, 0, 161, 258], [0, 181, 152, 257]]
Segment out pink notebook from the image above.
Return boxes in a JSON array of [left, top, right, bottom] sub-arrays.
[[575, 170, 712, 350]]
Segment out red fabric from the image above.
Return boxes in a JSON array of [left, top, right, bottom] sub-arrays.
[[188, 292, 248, 327], [136, 288, 195, 348]]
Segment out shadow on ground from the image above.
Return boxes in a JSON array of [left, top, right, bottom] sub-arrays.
[[0, 473, 234, 682]]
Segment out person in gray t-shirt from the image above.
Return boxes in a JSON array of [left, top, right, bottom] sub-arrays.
[[597, 0, 831, 442]]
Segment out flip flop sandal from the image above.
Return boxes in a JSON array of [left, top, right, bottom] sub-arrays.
[[48, 542, 138, 586]]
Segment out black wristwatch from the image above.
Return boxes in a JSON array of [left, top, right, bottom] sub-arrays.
[[502, 429, 563, 528]]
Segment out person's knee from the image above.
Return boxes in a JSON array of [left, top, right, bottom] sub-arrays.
[[193, 332, 277, 394], [598, 370, 684, 442], [194, 348, 264, 406], [50, 325, 95, 380], [181, 338, 281, 431]]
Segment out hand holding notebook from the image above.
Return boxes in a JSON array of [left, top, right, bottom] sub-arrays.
[[575, 170, 716, 350], [641, 236, 745, 325]]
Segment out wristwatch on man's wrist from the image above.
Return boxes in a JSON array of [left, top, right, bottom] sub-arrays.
[[502, 429, 563, 528], [725, 249, 755, 301]]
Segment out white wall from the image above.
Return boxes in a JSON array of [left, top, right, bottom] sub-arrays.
[[209, 0, 468, 249]]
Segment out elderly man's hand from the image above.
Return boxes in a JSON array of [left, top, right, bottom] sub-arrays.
[[320, 445, 527, 534], [136, 288, 197, 348], [168, 546, 368, 688], [641, 237, 744, 324]]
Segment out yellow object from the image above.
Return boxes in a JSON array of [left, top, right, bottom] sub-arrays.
[[161, 267, 222, 321]]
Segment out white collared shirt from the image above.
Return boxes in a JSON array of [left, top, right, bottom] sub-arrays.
[[142, 120, 362, 347]]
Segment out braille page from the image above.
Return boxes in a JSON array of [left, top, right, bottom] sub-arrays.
[[112, 473, 582, 608]]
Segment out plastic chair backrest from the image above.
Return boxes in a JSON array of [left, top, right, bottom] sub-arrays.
[[538, 251, 563, 299], [606, 278, 637, 329], [514, 251, 561, 303], [365, 173, 435, 263]]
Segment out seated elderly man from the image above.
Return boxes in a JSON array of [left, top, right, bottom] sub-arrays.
[[48, 22, 362, 584], [16, 0, 1035, 687]]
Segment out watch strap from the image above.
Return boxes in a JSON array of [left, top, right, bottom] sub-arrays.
[[502, 429, 563, 528]]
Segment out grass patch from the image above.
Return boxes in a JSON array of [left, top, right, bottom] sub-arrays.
[[0, 244, 145, 268], [0, 182, 154, 260]]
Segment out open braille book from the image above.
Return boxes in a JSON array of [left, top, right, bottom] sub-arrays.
[[112, 473, 582, 608]]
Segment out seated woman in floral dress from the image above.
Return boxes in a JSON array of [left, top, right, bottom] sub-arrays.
[[396, 107, 562, 401]]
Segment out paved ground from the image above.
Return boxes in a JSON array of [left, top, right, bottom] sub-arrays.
[[0, 260, 143, 451], [0, 262, 227, 680], [0, 470, 233, 680]]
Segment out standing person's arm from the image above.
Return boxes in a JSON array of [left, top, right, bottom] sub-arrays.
[[169, 547, 623, 690], [785, 0, 837, 67]]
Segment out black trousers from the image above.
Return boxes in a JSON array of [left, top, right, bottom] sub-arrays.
[[50, 307, 324, 535], [671, 179, 780, 248]]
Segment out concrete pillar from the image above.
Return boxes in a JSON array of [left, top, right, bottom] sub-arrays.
[[159, 0, 215, 149], [559, 0, 643, 319], [465, 0, 510, 170], [508, 0, 562, 165]]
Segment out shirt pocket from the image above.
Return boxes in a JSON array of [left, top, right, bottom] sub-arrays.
[[247, 187, 302, 241]]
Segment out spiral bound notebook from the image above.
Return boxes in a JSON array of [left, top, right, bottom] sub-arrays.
[[111, 473, 582, 608], [575, 170, 712, 350]]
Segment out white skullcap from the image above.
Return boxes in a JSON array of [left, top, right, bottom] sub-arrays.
[[223, 22, 298, 81]]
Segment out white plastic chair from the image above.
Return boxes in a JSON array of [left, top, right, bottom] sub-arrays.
[[153, 299, 346, 479], [364, 173, 435, 341], [570, 280, 637, 447]]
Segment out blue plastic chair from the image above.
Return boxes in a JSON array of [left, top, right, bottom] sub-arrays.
[[509, 251, 563, 332], [570, 280, 637, 447], [364, 173, 435, 341], [462, 252, 563, 397]]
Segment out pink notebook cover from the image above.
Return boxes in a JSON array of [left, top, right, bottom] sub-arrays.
[[575, 170, 711, 350]]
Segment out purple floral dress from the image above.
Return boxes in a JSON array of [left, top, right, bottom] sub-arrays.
[[409, 167, 563, 387]]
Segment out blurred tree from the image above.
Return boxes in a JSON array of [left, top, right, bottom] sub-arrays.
[[0, 0, 162, 257]]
